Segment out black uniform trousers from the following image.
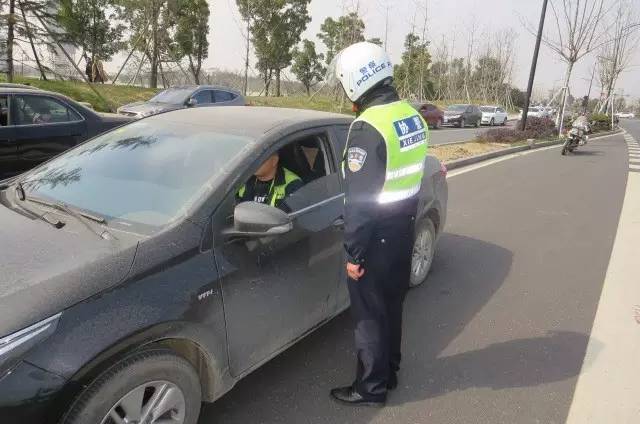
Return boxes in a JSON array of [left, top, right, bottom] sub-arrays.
[[347, 215, 415, 400]]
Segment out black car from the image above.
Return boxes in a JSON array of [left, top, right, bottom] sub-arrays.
[[0, 88, 132, 178], [443, 104, 483, 128], [0, 107, 447, 424], [117, 85, 246, 118]]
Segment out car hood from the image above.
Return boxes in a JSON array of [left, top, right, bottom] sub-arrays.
[[118, 102, 181, 116], [0, 204, 138, 337]]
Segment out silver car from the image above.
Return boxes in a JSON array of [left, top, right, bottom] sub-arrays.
[[117, 85, 245, 118]]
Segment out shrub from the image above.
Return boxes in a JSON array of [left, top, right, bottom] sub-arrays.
[[590, 113, 611, 132], [477, 117, 557, 144]]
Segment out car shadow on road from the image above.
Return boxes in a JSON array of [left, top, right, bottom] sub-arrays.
[[570, 150, 605, 156], [200, 233, 562, 423]]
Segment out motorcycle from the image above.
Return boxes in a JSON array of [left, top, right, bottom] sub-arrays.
[[561, 122, 591, 156]]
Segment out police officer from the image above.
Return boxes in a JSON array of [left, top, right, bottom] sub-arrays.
[[328, 42, 429, 406], [236, 152, 304, 212]]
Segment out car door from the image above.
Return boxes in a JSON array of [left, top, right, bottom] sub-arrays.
[[0, 94, 18, 178], [213, 127, 344, 376], [213, 90, 239, 106], [191, 89, 214, 107], [12, 94, 87, 172]]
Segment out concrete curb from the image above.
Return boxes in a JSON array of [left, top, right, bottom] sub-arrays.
[[442, 129, 622, 171]]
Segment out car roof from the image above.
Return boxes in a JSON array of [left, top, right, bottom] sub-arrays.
[[161, 85, 243, 95], [143, 106, 352, 140]]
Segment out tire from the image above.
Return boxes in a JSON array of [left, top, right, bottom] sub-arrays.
[[502, 118, 507, 126], [490, 118, 495, 126], [475, 119, 481, 128], [62, 349, 202, 424], [410, 219, 437, 288], [458, 118, 465, 128], [561, 140, 570, 156], [435, 118, 442, 129]]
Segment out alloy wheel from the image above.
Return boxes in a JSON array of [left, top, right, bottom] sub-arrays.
[[411, 225, 434, 286]]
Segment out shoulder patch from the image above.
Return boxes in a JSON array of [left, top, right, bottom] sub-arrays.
[[347, 147, 367, 172]]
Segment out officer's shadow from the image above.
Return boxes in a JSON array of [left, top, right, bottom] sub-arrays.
[[200, 233, 596, 424]]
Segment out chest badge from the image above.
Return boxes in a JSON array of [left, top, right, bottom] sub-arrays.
[[347, 147, 367, 172]]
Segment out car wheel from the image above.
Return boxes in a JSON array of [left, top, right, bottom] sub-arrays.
[[502, 118, 507, 126], [458, 118, 465, 128], [62, 349, 201, 424], [475, 118, 481, 128], [490, 118, 495, 126], [435, 118, 442, 129], [410, 219, 436, 288]]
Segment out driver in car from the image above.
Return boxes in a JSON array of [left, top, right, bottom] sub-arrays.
[[236, 152, 304, 212]]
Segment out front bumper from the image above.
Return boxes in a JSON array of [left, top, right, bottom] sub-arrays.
[[0, 361, 68, 423], [442, 116, 462, 125]]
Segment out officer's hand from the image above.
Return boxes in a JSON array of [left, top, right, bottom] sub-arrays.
[[347, 262, 365, 281]]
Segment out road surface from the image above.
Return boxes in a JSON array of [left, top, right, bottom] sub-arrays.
[[430, 121, 516, 145], [200, 123, 638, 423]]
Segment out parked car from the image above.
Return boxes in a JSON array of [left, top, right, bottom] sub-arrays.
[[524, 106, 548, 119], [480, 105, 508, 126], [443, 104, 482, 128], [0, 106, 447, 424], [0, 83, 39, 90], [0, 88, 132, 178], [615, 112, 635, 119], [117, 85, 245, 118], [413, 102, 445, 129]]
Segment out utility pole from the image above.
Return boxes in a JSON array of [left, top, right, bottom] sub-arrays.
[[521, 0, 549, 131], [383, 5, 389, 50]]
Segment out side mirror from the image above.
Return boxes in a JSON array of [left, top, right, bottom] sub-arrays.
[[223, 201, 292, 239], [186, 98, 198, 107]]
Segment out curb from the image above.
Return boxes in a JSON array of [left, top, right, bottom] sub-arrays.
[[442, 129, 622, 171]]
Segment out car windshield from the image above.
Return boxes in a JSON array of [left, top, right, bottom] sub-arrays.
[[480, 107, 496, 113], [20, 119, 252, 229], [149, 88, 194, 104], [447, 104, 468, 111]]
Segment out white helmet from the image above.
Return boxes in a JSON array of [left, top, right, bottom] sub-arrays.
[[329, 41, 394, 103]]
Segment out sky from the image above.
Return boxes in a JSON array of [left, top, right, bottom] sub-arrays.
[[144, 0, 640, 100]]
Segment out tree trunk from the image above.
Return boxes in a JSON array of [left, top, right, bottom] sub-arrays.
[[19, 2, 47, 80], [557, 61, 574, 136], [149, 0, 160, 88], [7, 0, 15, 82], [243, 18, 250, 96], [306, 84, 310, 96], [275, 68, 281, 97]]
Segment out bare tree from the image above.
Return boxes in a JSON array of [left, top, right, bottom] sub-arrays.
[[538, 0, 608, 132], [596, 0, 639, 113]]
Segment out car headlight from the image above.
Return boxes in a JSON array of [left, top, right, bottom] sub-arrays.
[[0, 313, 61, 377], [450, 114, 461, 119]]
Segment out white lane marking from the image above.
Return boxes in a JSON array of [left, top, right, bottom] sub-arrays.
[[566, 132, 640, 423], [447, 133, 622, 178]]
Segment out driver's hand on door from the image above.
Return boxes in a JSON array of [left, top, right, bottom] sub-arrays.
[[347, 262, 365, 281]]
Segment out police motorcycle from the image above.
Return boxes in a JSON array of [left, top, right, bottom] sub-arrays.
[[561, 115, 591, 156]]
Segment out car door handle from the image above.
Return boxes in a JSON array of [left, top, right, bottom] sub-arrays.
[[332, 218, 345, 229]]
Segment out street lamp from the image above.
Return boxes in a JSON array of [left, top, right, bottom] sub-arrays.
[[522, 0, 550, 131]]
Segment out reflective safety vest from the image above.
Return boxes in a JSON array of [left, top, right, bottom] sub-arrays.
[[237, 167, 301, 208], [348, 100, 429, 204]]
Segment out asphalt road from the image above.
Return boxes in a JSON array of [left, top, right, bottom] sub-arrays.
[[200, 130, 630, 423], [430, 121, 517, 145]]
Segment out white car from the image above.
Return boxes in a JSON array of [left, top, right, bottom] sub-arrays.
[[524, 106, 548, 119], [616, 112, 635, 119], [480, 105, 509, 126]]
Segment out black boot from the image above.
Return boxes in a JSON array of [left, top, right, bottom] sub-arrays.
[[330, 386, 386, 406]]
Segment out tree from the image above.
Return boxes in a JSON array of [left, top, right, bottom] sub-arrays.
[[57, 0, 125, 63], [394, 32, 433, 100], [291, 39, 324, 95], [246, 0, 311, 97], [173, 0, 210, 84], [1, 0, 59, 81], [596, 0, 639, 113], [317, 12, 365, 66], [115, 0, 179, 88], [537, 0, 607, 132]]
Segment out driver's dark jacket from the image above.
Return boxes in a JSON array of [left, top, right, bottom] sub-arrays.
[[343, 85, 419, 264]]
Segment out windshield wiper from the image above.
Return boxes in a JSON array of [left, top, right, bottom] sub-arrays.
[[20, 192, 111, 239]]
